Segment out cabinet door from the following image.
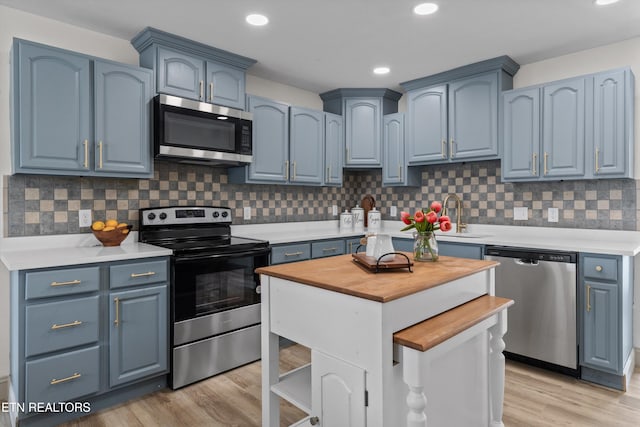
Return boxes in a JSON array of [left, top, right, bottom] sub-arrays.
[[592, 70, 628, 177], [311, 350, 366, 427], [502, 88, 541, 180], [345, 238, 364, 254], [542, 78, 585, 178], [94, 61, 152, 175], [324, 113, 343, 185], [156, 47, 205, 101], [383, 113, 404, 185], [406, 85, 448, 163], [109, 285, 168, 387], [14, 41, 91, 172], [438, 242, 483, 259], [448, 72, 499, 160], [345, 98, 381, 166], [582, 281, 619, 372], [247, 96, 289, 182], [290, 107, 324, 184], [206, 61, 245, 109]]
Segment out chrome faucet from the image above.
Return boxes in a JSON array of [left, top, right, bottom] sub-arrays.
[[442, 193, 467, 233]]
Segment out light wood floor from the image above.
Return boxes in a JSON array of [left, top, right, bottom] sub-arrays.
[[4, 345, 640, 426]]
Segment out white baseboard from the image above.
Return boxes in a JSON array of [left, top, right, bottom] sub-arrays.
[[0, 375, 7, 401], [635, 348, 640, 369]]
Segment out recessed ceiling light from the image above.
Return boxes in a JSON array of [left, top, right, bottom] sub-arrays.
[[595, 0, 619, 5], [246, 14, 269, 26], [373, 67, 390, 75], [413, 3, 439, 15]]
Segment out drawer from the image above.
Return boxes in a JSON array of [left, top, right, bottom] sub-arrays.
[[439, 242, 484, 260], [271, 243, 311, 265], [312, 239, 345, 258], [25, 296, 99, 357], [345, 237, 364, 254], [583, 256, 619, 282], [25, 345, 100, 406], [110, 258, 168, 289], [25, 266, 100, 300]]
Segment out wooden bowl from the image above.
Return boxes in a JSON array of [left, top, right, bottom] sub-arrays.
[[92, 225, 132, 247]]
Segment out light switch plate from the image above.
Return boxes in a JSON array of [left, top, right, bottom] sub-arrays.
[[548, 207, 559, 223], [513, 207, 528, 221], [390, 206, 397, 217], [243, 206, 251, 220], [79, 209, 92, 227], [332, 205, 338, 216]]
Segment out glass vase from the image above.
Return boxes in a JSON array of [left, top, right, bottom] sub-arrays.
[[413, 231, 439, 262]]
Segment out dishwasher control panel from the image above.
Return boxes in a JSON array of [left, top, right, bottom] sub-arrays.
[[484, 246, 577, 263]]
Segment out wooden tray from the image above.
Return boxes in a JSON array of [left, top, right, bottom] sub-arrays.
[[352, 252, 413, 273]]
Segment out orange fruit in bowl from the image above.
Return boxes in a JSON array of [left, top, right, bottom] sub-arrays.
[[91, 221, 105, 231], [105, 219, 118, 228], [102, 226, 116, 232], [116, 222, 128, 229]]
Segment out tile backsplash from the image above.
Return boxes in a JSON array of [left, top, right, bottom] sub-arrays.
[[3, 159, 638, 237]]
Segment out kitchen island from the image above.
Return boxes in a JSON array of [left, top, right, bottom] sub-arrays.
[[257, 253, 509, 427]]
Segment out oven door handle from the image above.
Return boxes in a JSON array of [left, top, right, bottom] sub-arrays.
[[173, 247, 271, 263]]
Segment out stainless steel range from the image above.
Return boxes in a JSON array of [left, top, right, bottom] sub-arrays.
[[139, 206, 270, 389]]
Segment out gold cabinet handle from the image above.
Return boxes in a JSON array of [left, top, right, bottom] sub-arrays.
[[130, 271, 156, 278], [586, 285, 591, 312], [50, 279, 81, 287], [322, 247, 338, 252], [199, 80, 204, 99], [595, 265, 603, 272], [209, 82, 214, 102], [327, 166, 330, 180], [450, 138, 455, 158], [293, 161, 297, 181], [51, 320, 82, 330], [345, 146, 349, 161], [441, 139, 447, 159], [284, 251, 304, 257], [83, 139, 89, 168], [595, 148, 600, 173], [532, 152, 538, 176], [50, 372, 81, 385], [284, 160, 289, 180], [543, 152, 549, 175], [98, 141, 103, 169], [114, 297, 120, 326], [398, 164, 402, 180]]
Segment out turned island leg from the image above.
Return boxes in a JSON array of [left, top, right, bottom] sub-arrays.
[[403, 348, 430, 427], [489, 310, 508, 427]]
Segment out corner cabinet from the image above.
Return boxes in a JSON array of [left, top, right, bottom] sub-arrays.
[[579, 253, 633, 391], [401, 56, 520, 166], [502, 67, 634, 181], [131, 27, 256, 110], [11, 38, 153, 178], [320, 88, 402, 168], [9, 257, 169, 426]]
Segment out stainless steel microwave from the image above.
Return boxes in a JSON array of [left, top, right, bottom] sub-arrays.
[[153, 94, 253, 166]]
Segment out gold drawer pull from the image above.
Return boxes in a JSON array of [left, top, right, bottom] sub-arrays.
[[50, 372, 81, 385], [130, 271, 156, 278], [284, 251, 304, 257], [51, 320, 82, 330], [50, 279, 81, 287], [322, 247, 338, 252]]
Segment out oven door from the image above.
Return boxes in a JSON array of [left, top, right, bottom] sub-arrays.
[[173, 247, 268, 324]]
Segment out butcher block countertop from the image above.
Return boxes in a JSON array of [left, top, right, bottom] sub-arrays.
[[255, 253, 499, 303]]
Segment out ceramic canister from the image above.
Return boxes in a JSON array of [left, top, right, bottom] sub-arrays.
[[351, 206, 364, 232], [339, 210, 353, 231], [367, 207, 381, 233]]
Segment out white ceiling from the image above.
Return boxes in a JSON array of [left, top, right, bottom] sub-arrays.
[[2, 0, 640, 93]]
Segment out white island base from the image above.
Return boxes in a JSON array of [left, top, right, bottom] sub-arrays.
[[257, 254, 508, 427]]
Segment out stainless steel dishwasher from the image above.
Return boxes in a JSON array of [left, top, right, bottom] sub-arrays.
[[484, 246, 578, 375]]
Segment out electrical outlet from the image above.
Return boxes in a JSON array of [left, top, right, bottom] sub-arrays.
[[243, 206, 252, 220], [390, 206, 397, 217], [79, 209, 92, 227], [548, 207, 559, 223], [513, 207, 528, 221], [332, 205, 338, 216]]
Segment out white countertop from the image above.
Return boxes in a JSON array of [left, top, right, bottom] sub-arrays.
[[0, 231, 172, 271], [232, 221, 640, 257]]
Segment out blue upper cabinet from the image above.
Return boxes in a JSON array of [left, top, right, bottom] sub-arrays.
[[324, 112, 343, 186], [502, 67, 634, 182], [320, 88, 402, 169], [13, 40, 91, 173], [12, 39, 153, 178], [401, 56, 519, 166], [132, 27, 256, 110], [94, 61, 153, 175], [290, 107, 324, 184], [383, 113, 420, 187]]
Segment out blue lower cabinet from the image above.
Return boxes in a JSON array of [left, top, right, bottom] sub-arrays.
[[392, 238, 483, 259], [311, 239, 345, 258], [271, 243, 311, 264], [109, 285, 168, 387]]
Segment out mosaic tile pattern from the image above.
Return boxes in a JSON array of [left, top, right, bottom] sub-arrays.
[[3, 159, 638, 237]]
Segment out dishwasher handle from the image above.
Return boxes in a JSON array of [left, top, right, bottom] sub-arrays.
[[515, 258, 539, 266]]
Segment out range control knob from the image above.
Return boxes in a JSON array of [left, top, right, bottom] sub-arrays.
[[159, 212, 167, 220], [221, 211, 228, 218], [213, 211, 220, 218], [147, 213, 156, 220]]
